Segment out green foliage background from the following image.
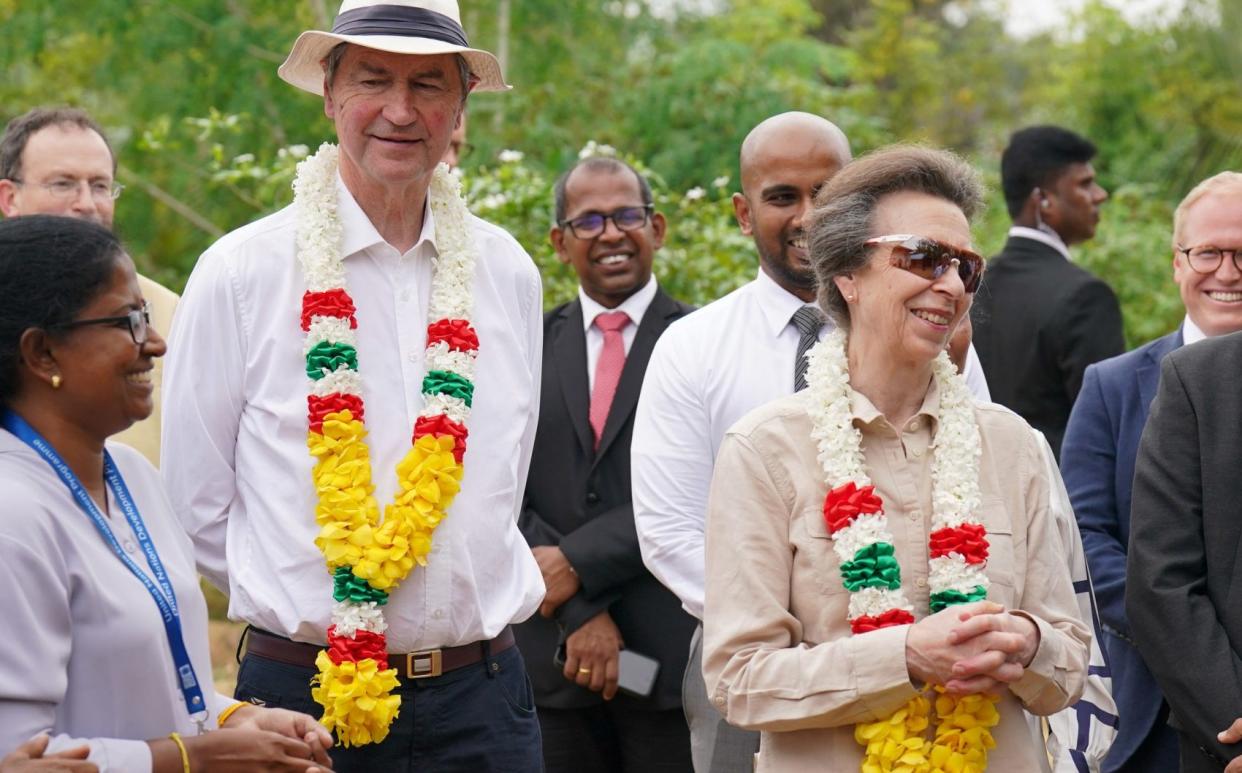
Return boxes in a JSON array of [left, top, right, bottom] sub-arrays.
[[2, 0, 1239, 347]]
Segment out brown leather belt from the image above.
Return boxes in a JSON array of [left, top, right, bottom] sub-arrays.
[[243, 626, 515, 680]]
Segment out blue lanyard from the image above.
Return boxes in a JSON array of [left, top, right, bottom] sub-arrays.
[[1, 410, 209, 728]]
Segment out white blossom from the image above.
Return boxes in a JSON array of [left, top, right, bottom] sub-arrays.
[[684, 186, 706, 201], [498, 149, 525, 163]]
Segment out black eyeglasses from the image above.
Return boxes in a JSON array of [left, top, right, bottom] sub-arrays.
[[864, 234, 985, 293], [559, 205, 653, 239], [1177, 245, 1242, 274], [52, 303, 151, 345]]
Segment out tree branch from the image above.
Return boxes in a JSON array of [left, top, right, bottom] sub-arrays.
[[118, 163, 224, 238]]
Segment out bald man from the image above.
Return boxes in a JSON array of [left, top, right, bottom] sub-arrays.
[[632, 113, 991, 771]]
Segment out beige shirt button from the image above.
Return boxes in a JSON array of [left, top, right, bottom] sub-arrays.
[[912, 447, 924, 458], [909, 510, 921, 522], [916, 578, 927, 588], [715, 696, 725, 707]]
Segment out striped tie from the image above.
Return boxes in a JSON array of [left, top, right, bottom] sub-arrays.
[[792, 306, 825, 392]]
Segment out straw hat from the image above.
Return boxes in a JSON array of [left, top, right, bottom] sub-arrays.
[[278, 0, 509, 95]]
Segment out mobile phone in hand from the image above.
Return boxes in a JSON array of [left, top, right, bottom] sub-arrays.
[[552, 645, 661, 698]]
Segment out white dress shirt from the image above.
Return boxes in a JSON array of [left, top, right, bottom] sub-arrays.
[[579, 275, 657, 391], [0, 436, 236, 772], [632, 270, 991, 619], [1182, 314, 1208, 345], [1009, 225, 1071, 261], [162, 174, 545, 651]]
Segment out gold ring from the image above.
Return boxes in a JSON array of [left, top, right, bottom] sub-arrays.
[[577, 667, 592, 675]]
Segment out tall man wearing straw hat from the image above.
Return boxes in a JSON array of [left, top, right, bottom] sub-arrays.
[[162, 2, 546, 769]]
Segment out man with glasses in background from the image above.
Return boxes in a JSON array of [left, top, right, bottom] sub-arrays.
[[1065, 172, 1242, 773], [516, 156, 696, 772], [0, 107, 178, 468]]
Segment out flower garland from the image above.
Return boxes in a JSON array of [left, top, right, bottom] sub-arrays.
[[805, 328, 1000, 773], [294, 144, 479, 747]]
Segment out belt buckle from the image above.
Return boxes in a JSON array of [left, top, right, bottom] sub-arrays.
[[405, 649, 443, 679]]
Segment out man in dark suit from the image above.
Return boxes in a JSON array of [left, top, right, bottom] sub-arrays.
[[1128, 325, 1242, 772], [971, 125, 1124, 460], [1063, 172, 1242, 771], [517, 156, 697, 772]]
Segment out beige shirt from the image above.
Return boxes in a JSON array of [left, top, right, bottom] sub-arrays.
[[703, 381, 1090, 772], [113, 273, 178, 467]]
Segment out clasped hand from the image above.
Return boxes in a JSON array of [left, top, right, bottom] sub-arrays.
[[533, 546, 580, 618], [561, 611, 623, 700], [905, 600, 1040, 695], [178, 704, 335, 772]]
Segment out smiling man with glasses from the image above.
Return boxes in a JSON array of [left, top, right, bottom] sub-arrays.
[[515, 156, 696, 773], [1062, 171, 1242, 773], [0, 106, 179, 469]]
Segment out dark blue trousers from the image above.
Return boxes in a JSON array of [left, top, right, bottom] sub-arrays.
[[235, 641, 543, 772]]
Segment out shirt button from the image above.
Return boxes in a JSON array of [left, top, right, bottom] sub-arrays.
[[432, 609, 444, 619], [909, 510, 921, 522], [123, 540, 137, 554], [409, 352, 419, 363], [714, 696, 725, 707], [912, 448, 923, 458], [400, 291, 411, 303], [586, 492, 600, 504], [916, 578, 927, 588]]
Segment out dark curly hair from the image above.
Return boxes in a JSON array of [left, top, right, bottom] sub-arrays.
[[0, 215, 124, 404]]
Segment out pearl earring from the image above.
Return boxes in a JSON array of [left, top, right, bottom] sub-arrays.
[[51, 375, 62, 389]]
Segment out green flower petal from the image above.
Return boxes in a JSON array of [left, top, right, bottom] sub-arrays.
[[423, 369, 474, 406], [306, 341, 358, 381], [929, 585, 988, 612], [331, 566, 389, 605], [840, 542, 903, 592]]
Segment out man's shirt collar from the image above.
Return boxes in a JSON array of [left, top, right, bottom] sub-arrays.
[[1008, 225, 1071, 261], [337, 172, 438, 259]]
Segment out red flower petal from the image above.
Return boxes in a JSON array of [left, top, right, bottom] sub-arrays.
[[326, 625, 390, 670], [929, 523, 990, 564], [850, 609, 915, 634], [427, 319, 480, 353], [823, 482, 884, 533], [413, 414, 469, 463], [308, 393, 365, 433], [301, 289, 357, 331]]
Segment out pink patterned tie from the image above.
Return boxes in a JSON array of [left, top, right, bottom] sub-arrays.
[[590, 310, 631, 449]]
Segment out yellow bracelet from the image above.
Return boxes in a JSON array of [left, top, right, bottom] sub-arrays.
[[168, 731, 191, 773], [216, 701, 247, 728]]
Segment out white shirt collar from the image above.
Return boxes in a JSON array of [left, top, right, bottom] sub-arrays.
[[1009, 225, 1071, 261], [579, 274, 658, 333], [336, 172, 437, 259], [752, 268, 817, 338], [1182, 314, 1209, 345]]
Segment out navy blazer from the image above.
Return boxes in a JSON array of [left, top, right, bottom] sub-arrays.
[[1061, 329, 1182, 771]]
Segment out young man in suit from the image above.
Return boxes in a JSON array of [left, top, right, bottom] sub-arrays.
[[971, 125, 1124, 460], [516, 156, 697, 772], [1069, 172, 1242, 772]]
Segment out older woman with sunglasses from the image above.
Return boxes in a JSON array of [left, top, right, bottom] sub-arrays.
[[701, 147, 1089, 772], [0, 216, 337, 772]]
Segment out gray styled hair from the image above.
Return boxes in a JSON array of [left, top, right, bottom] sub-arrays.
[[807, 145, 984, 329]]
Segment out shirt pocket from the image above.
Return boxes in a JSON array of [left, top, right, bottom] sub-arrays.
[[797, 504, 852, 601], [975, 497, 1017, 608]]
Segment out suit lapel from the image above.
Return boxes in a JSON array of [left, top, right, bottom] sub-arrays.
[[592, 290, 678, 466], [553, 300, 594, 457], [1137, 330, 1183, 409]]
